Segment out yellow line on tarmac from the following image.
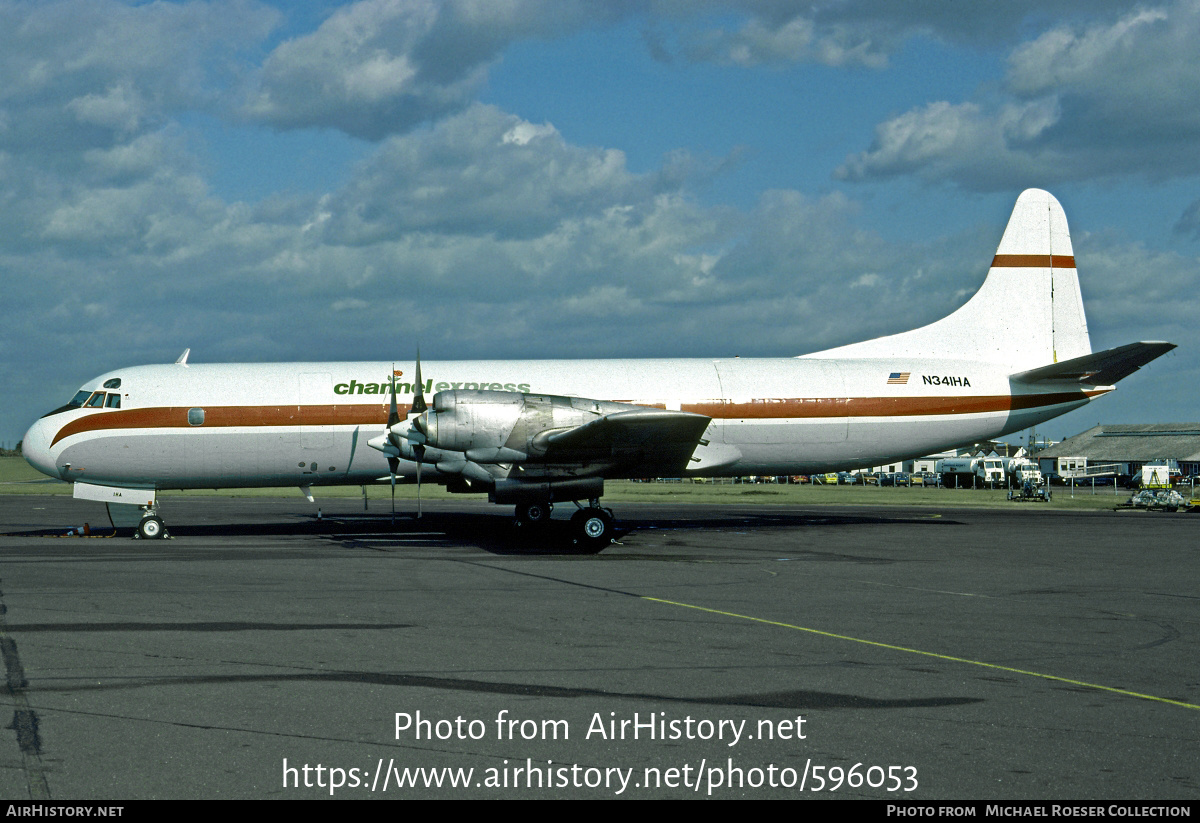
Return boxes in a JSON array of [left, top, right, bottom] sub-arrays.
[[641, 596, 1200, 711]]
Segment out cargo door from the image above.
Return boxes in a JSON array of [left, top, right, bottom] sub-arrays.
[[299, 372, 333, 450]]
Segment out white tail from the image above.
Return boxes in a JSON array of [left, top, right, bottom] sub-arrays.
[[806, 189, 1092, 370]]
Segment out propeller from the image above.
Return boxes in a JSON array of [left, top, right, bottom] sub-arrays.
[[387, 366, 400, 525], [383, 350, 429, 521], [409, 349, 426, 519]]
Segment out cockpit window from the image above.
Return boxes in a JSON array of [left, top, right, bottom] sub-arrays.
[[103, 378, 122, 389], [42, 388, 110, 419]]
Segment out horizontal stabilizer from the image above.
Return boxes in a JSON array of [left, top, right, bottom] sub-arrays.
[[1011, 341, 1175, 386]]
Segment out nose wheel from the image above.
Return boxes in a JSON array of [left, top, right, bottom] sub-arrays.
[[135, 509, 170, 540]]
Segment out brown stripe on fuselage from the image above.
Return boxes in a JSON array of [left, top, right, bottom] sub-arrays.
[[683, 391, 1104, 419], [991, 254, 1076, 268], [50, 404, 390, 447], [49, 391, 1107, 447]]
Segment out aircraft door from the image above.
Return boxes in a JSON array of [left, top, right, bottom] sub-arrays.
[[299, 372, 334, 450]]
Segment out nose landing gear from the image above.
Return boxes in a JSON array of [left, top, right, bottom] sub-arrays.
[[134, 506, 171, 540]]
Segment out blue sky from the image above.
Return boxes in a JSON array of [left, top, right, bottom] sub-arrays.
[[3, 0, 1197, 448]]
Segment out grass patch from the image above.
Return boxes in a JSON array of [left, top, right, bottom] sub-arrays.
[[602, 481, 1129, 511], [0, 457, 1138, 511]]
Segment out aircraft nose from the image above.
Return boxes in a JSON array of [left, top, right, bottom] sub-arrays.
[[22, 416, 60, 480]]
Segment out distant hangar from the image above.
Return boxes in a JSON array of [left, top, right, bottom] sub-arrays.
[[1035, 424, 1200, 480]]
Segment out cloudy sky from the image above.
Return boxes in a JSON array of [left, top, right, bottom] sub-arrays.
[[4, 0, 1197, 448]]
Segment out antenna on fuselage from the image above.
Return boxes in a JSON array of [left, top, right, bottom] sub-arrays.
[[174, 348, 190, 366]]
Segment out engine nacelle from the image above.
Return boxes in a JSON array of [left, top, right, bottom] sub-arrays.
[[417, 390, 526, 454], [415, 390, 633, 462]]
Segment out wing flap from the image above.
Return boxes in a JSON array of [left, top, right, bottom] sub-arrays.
[[536, 408, 711, 475], [1011, 341, 1175, 385]]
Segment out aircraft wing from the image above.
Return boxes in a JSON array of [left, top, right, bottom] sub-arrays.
[[532, 408, 712, 475], [1011, 341, 1176, 385]]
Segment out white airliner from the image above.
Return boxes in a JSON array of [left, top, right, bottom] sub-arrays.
[[22, 190, 1174, 547]]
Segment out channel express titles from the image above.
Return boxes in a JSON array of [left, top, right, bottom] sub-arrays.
[[334, 378, 532, 396]]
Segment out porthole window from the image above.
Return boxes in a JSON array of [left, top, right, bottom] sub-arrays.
[[103, 378, 122, 389], [187, 408, 205, 426]]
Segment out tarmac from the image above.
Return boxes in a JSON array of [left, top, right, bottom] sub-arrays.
[[0, 494, 1196, 799]]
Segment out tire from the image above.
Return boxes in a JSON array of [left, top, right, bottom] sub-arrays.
[[516, 501, 552, 526], [571, 508, 612, 551], [138, 516, 165, 540]]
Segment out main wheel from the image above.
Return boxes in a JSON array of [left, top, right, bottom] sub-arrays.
[[571, 508, 613, 551], [137, 516, 165, 540], [516, 501, 552, 526]]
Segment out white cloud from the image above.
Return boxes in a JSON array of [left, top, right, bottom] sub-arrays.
[[647, 1, 1141, 69], [0, 0, 278, 143], [1074, 239, 1200, 339], [836, 0, 1200, 188], [66, 83, 147, 134], [835, 99, 1070, 188], [678, 14, 892, 68], [242, 0, 634, 139], [243, 0, 450, 137], [1006, 8, 1171, 96], [318, 104, 660, 243]]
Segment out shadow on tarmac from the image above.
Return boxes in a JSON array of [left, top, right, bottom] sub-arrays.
[[3, 507, 966, 555]]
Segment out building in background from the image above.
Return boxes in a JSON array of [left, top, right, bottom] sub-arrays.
[[1033, 424, 1200, 481]]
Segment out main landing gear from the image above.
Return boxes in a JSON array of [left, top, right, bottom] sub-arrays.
[[570, 506, 614, 550], [514, 498, 615, 551], [515, 500, 553, 526]]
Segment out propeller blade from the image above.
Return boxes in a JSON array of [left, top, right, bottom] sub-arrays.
[[388, 456, 398, 526], [411, 349, 426, 520], [410, 347, 427, 416], [387, 366, 400, 429]]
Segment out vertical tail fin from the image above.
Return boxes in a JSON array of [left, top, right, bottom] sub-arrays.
[[805, 189, 1092, 370]]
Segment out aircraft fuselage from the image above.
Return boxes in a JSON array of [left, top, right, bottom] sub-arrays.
[[24, 357, 1101, 491]]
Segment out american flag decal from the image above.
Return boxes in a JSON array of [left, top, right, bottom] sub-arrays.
[[887, 372, 910, 384]]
